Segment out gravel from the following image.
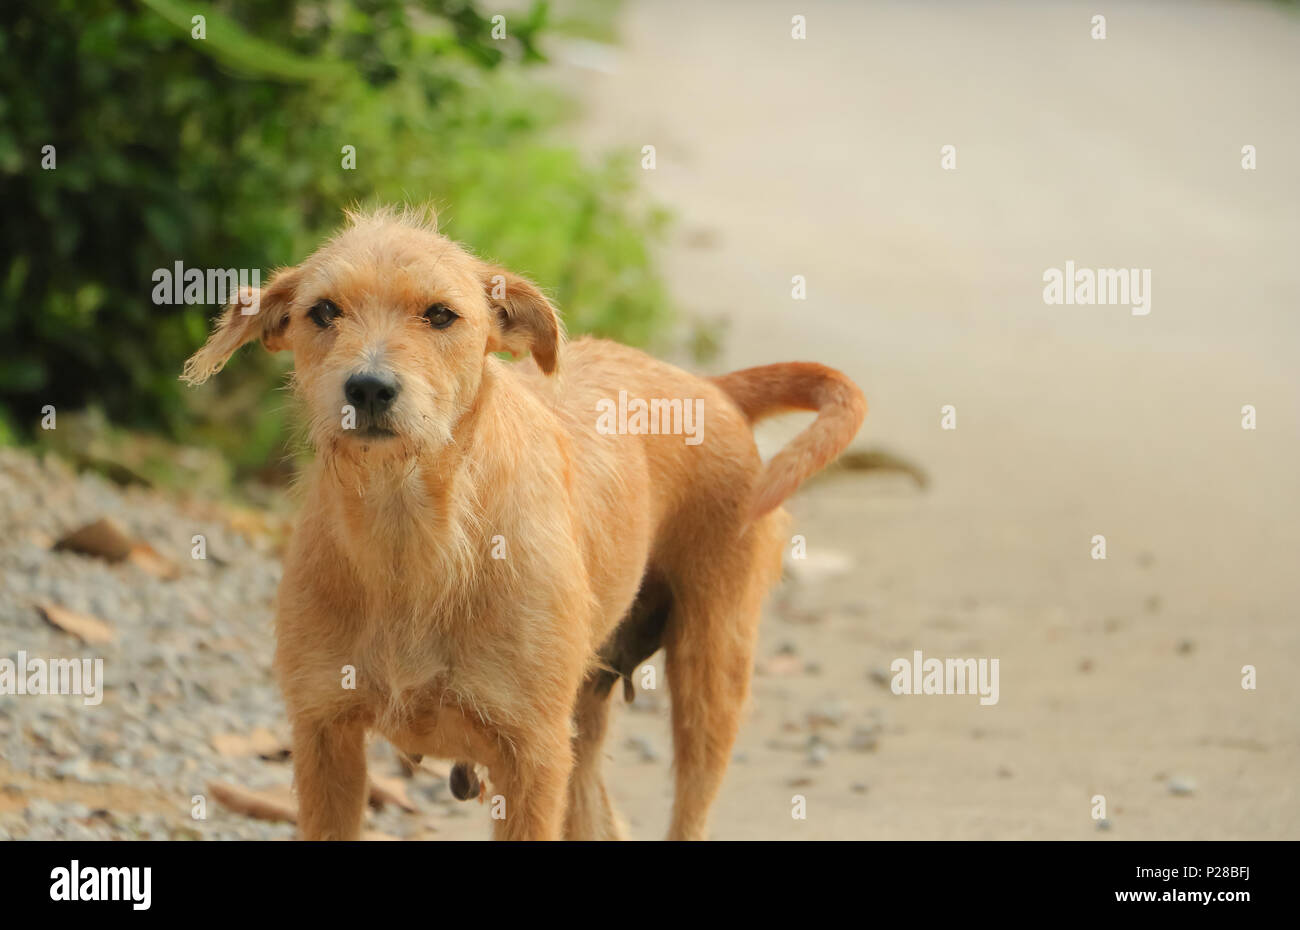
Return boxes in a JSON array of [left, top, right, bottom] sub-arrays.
[[0, 449, 409, 839]]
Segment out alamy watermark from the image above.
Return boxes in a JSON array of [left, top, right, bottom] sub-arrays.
[[596, 390, 704, 445], [889, 649, 999, 705], [152, 262, 260, 310], [0, 651, 103, 706], [1043, 261, 1150, 315], [50, 860, 150, 910]]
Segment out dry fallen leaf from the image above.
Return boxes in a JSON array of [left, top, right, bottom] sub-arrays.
[[127, 543, 180, 580], [818, 447, 929, 488], [221, 506, 292, 553], [36, 602, 114, 644], [54, 517, 179, 580], [393, 748, 423, 776], [54, 518, 133, 561], [251, 728, 290, 761], [756, 654, 804, 677], [208, 781, 297, 823], [211, 727, 289, 760], [210, 733, 247, 757], [368, 775, 417, 812], [398, 755, 450, 779]]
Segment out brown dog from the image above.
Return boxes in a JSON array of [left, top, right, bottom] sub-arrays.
[[183, 207, 865, 840]]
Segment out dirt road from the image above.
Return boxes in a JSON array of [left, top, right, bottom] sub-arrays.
[[544, 0, 1300, 839]]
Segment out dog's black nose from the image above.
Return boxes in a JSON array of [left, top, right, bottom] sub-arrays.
[[344, 372, 399, 415]]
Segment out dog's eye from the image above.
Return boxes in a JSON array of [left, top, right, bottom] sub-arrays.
[[308, 299, 341, 329], [423, 304, 458, 330]]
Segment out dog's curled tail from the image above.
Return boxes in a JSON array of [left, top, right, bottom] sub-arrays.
[[713, 362, 866, 519]]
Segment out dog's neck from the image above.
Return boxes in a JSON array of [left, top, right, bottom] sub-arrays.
[[308, 365, 504, 590]]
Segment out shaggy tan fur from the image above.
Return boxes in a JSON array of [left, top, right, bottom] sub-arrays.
[[183, 207, 866, 840]]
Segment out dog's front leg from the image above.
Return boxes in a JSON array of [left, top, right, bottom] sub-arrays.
[[291, 715, 368, 841], [491, 720, 574, 841]]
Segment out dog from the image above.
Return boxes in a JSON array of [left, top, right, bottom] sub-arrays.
[[182, 207, 865, 840]]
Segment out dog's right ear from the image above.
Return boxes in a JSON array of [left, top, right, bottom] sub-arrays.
[[181, 266, 302, 385]]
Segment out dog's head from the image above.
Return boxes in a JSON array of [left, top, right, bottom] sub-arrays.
[[182, 208, 560, 456]]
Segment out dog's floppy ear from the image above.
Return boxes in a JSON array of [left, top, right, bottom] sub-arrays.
[[480, 265, 562, 375], [181, 266, 302, 385]]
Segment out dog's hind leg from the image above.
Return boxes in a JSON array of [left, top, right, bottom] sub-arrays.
[[563, 681, 624, 840], [565, 577, 671, 839], [662, 515, 784, 840]]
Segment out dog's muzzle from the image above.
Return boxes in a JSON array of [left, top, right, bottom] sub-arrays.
[[344, 372, 400, 437]]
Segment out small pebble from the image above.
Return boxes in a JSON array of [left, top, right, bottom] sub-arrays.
[[626, 735, 660, 764], [849, 726, 880, 753]]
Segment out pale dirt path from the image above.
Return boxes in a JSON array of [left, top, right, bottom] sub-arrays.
[[517, 0, 1300, 839], [19, 2, 1296, 843]]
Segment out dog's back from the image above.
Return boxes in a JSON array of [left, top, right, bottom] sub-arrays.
[[511, 333, 864, 659], [515, 334, 865, 537]]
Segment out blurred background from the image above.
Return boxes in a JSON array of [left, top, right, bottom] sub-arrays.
[[1, 0, 1297, 840]]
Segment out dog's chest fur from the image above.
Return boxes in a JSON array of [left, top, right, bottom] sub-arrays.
[[287, 455, 578, 759]]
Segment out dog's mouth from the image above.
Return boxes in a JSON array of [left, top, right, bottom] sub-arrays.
[[356, 425, 398, 440]]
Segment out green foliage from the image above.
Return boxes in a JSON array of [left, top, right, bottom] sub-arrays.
[[0, 0, 670, 473]]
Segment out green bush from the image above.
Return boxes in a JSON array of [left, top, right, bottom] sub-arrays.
[[0, 0, 670, 472]]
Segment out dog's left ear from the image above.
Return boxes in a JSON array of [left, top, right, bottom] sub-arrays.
[[181, 266, 302, 385], [480, 265, 561, 375]]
